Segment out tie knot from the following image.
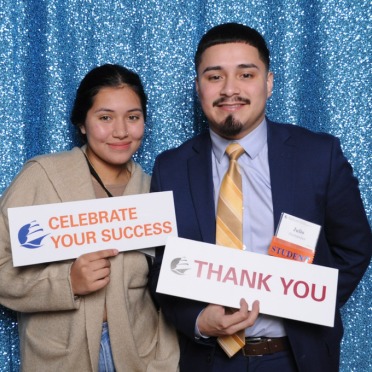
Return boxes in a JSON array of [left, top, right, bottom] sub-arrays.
[[225, 143, 245, 161]]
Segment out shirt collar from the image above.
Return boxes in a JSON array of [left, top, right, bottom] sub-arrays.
[[210, 118, 267, 163]]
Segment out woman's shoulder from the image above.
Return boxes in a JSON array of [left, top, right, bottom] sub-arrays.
[[4, 148, 83, 193], [28, 147, 84, 168], [0, 147, 90, 207]]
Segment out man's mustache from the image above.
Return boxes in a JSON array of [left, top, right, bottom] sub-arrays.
[[213, 97, 251, 107]]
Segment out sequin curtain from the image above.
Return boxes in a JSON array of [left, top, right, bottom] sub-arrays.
[[0, 0, 370, 370]]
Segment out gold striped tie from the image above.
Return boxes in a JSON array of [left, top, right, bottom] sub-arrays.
[[216, 143, 245, 357]]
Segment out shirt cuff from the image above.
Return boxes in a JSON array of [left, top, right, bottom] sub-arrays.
[[194, 309, 210, 340]]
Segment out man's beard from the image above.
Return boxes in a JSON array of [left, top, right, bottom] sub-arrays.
[[217, 115, 243, 137]]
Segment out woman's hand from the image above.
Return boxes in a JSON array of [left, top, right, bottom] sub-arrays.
[[70, 249, 119, 296]]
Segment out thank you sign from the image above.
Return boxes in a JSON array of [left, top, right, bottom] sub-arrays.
[[157, 237, 338, 327], [9, 191, 177, 266]]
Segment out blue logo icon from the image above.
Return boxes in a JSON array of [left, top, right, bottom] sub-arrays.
[[18, 221, 49, 249]]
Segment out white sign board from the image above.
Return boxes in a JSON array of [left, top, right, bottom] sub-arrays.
[[157, 237, 338, 327], [9, 191, 177, 267]]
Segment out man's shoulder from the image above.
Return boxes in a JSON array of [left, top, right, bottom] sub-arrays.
[[156, 132, 210, 161], [268, 120, 337, 146]]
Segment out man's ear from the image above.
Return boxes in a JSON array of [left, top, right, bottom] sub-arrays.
[[195, 76, 200, 95], [267, 71, 274, 98]]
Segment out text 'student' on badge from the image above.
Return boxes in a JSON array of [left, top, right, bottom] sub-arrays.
[[268, 213, 321, 264]]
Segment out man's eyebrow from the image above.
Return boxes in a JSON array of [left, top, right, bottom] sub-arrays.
[[238, 63, 259, 69], [201, 66, 222, 74], [201, 63, 260, 75]]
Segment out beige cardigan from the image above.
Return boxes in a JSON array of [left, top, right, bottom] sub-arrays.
[[0, 147, 179, 372]]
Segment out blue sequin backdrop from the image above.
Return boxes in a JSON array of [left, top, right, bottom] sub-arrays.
[[0, 0, 370, 371]]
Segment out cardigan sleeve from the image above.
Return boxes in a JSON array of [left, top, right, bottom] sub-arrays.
[[0, 161, 79, 312]]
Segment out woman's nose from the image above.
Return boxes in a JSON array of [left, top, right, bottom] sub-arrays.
[[112, 120, 128, 138]]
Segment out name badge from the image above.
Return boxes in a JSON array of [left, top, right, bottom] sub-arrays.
[[268, 213, 321, 263]]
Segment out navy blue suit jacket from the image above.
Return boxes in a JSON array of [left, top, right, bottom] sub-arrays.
[[149, 120, 372, 372]]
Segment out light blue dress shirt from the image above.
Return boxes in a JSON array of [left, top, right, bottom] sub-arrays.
[[210, 119, 286, 338]]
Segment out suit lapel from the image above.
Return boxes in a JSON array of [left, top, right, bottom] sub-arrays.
[[267, 121, 296, 230], [183, 124, 296, 243], [187, 134, 216, 244]]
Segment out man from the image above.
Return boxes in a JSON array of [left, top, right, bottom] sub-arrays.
[[149, 23, 372, 371]]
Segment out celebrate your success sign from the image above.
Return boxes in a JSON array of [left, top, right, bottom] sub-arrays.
[[8, 191, 177, 266], [48, 207, 173, 248]]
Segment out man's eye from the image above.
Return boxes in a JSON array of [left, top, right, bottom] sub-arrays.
[[208, 75, 222, 81], [242, 73, 253, 78]]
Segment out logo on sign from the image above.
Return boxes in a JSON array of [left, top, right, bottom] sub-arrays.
[[171, 257, 191, 275], [18, 221, 49, 249]]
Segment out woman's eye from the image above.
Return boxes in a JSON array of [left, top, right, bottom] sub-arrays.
[[129, 115, 139, 121], [99, 115, 111, 121]]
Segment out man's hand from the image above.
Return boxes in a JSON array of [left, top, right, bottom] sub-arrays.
[[197, 299, 259, 337], [70, 249, 119, 296]]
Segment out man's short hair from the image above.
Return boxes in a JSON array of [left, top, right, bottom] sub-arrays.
[[194, 23, 270, 73]]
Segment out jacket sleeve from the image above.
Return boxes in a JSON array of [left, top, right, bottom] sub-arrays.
[[322, 137, 372, 307], [149, 156, 215, 344], [0, 162, 79, 312]]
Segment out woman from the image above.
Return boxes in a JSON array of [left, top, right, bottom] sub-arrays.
[[0, 64, 179, 371]]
